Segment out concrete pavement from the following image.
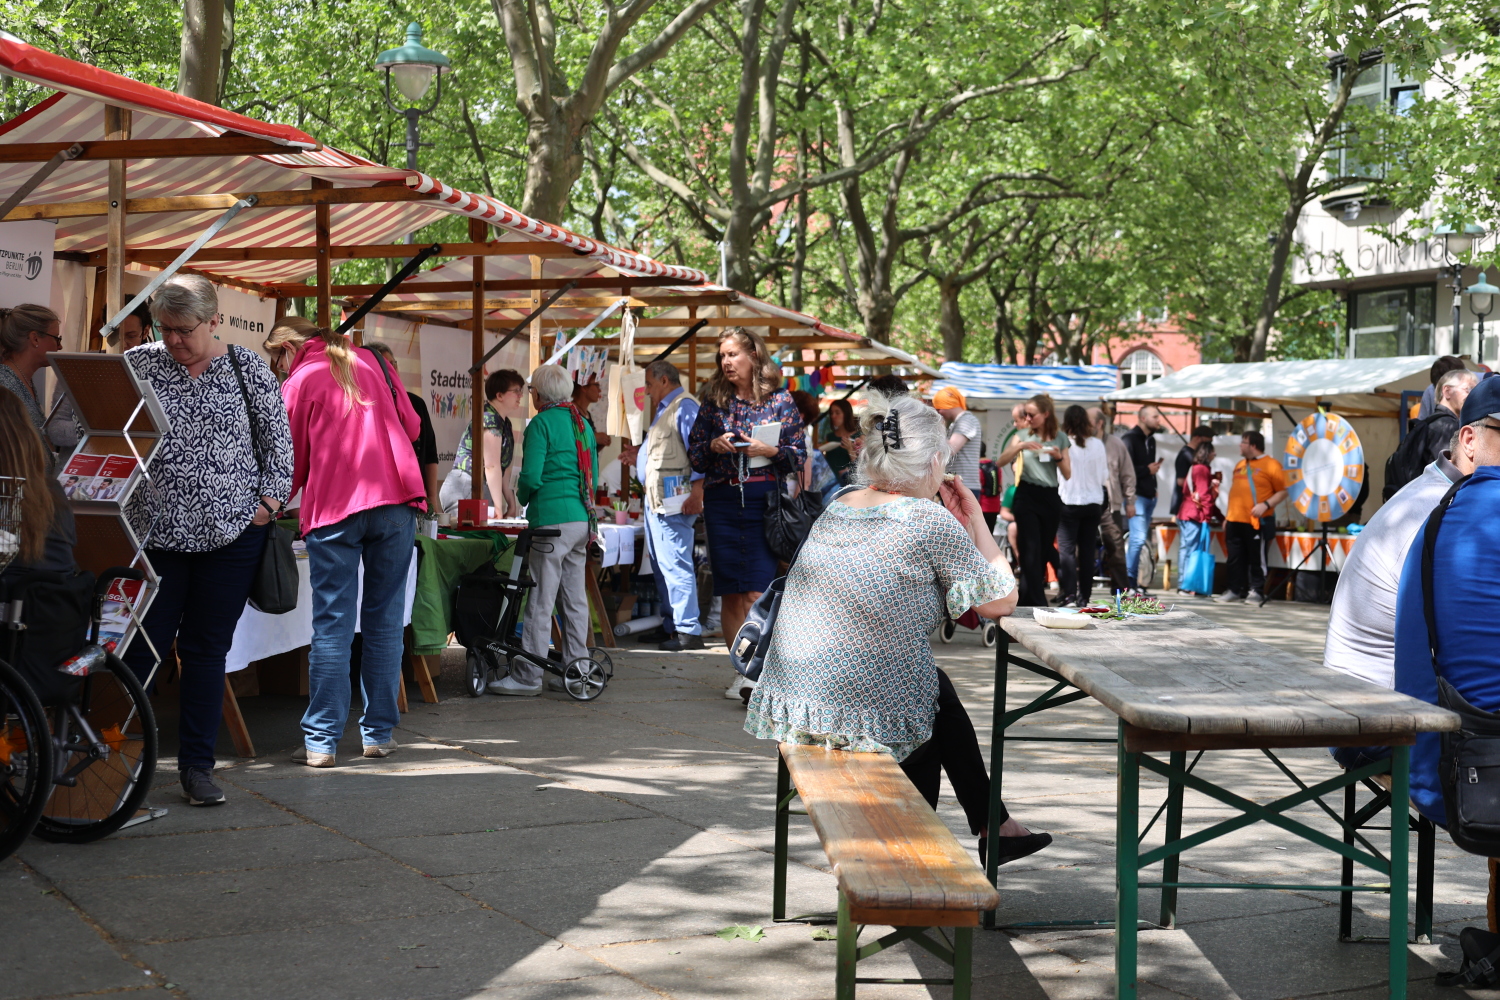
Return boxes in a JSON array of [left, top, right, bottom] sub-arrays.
[[3, 600, 1490, 1000]]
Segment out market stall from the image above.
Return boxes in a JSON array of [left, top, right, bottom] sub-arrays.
[[1107, 355, 1440, 521]]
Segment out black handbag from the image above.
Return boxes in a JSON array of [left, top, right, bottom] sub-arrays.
[[1420, 475, 1500, 856], [763, 481, 823, 562], [226, 346, 298, 615]]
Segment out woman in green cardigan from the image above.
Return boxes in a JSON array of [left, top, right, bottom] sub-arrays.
[[493, 364, 600, 697]]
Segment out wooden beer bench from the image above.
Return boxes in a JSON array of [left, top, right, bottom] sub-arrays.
[[773, 743, 999, 1000]]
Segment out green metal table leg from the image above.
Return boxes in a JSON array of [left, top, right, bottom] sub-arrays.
[[1389, 745, 1410, 1000], [1116, 719, 1140, 1000], [984, 631, 1010, 929], [774, 753, 790, 921], [1159, 749, 1185, 929], [836, 893, 857, 1000], [952, 926, 974, 1000]]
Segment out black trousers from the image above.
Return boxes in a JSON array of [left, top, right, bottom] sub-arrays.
[[1012, 481, 1060, 607], [1057, 502, 1103, 604], [1224, 518, 1275, 597], [899, 668, 1006, 834], [122, 523, 270, 771]]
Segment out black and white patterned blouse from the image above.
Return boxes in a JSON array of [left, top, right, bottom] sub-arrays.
[[125, 343, 293, 553]]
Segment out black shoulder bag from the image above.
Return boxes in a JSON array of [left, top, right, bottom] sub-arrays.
[[226, 347, 298, 615]]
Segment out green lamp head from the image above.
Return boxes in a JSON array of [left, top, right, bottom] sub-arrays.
[[374, 23, 452, 103]]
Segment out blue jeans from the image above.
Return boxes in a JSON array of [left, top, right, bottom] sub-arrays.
[[645, 510, 700, 636], [302, 504, 416, 753], [124, 523, 270, 771], [1126, 495, 1156, 586]]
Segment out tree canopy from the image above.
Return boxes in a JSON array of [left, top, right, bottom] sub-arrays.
[[3, 0, 1486, 363]]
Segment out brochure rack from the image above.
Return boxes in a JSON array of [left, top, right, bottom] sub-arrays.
[[47, 353, 170, 658]]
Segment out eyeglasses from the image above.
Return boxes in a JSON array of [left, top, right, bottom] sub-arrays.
[[36, 330, 63, 348], [1481, 421, 1500, 434], [155, 322, 202, 338]]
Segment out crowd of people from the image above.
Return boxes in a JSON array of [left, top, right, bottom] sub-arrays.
[[19, 275, 1500, 919]]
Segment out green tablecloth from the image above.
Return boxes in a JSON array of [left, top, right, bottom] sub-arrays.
[[411, 535, 513, 656]]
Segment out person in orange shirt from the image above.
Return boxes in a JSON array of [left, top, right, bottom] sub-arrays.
[[1213, 429, 1288, 604]]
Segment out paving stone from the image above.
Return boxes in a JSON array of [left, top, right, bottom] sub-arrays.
[[227, 769, 651, 840], [133, 909, 608, 1000], [0, 860, 143, 1000], [367, 818, 747, 878], [446, 851, 835, 947], [110, 783, 299, 839], [16, 822, 373, 882], [58, 855, 477, 944]]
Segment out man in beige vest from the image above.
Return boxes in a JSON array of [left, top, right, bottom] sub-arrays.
[[634, 360, 705, 651]]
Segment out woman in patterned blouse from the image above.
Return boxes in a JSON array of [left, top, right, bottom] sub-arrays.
[[745, 392, 1050, 866], [121, 275, 293, 809], [687, 328, 805, 701]]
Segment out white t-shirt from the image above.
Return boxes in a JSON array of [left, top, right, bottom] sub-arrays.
[[1323, 459, 1459, 688], [1057, 436, 1107, 506], [945, 410, 983, 491]]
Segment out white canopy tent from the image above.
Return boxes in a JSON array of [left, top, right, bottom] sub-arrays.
[[1107, 356, 1443, 519]]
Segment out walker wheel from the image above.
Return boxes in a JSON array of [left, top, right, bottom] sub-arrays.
[[464, 648, 487, 698], [588, 646, 615, 679], [563, 656, 608, 701], [939, 619, 956, 644], [982, 621, 998, 648]]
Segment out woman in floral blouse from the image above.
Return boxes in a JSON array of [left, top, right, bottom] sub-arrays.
[[121, 275, 292, 809], [745, 391, 1050, 867], [687, 328, 805, 700]]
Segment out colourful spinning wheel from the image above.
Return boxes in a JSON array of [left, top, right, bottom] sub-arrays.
[[1283, 411, 1365, 522]]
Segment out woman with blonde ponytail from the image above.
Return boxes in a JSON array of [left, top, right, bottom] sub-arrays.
[[269, 315, 425, 769]]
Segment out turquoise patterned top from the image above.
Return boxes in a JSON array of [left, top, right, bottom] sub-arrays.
[[744, 496, 1015, 760]]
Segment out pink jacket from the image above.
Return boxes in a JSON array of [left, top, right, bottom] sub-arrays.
[[282, 339, 424, 533]]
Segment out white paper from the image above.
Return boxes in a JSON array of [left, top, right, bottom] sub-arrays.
[[748, 421, 781, 469]]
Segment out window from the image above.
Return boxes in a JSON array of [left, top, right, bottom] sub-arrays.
[[1326, 58, 1421, 181], [1119, 349, 1167, 388], [1349, 284, 1435, 358]]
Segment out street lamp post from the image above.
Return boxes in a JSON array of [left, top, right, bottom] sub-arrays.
[[374, 23, 452, 173], [1435, 223, 1485, 354], [1467, 272, 1500, 365]]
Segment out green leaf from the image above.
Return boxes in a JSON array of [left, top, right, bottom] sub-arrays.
[[715, 924, 765, 942]]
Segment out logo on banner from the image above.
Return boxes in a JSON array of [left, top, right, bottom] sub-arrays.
[[25, 254, 41, 280]]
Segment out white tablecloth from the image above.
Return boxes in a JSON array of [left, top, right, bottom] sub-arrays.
[[224, 548, 418, 674]]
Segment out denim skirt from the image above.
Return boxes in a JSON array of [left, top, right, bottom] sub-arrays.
[[703, 480, 780, 595]]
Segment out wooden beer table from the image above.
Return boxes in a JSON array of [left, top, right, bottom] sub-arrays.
[[984, 608, 1459, 1000]]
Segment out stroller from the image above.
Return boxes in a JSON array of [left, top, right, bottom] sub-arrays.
[[452, 527, 612, 701]]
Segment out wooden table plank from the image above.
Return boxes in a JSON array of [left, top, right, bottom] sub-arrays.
[[1000, 609, 1457, 739], [782, 745, 999, 913]]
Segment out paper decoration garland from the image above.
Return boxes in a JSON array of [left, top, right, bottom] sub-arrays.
[[1283, 411, 1365, 522]]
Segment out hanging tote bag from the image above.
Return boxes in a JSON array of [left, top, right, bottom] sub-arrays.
[[226, 347, 298, 615]]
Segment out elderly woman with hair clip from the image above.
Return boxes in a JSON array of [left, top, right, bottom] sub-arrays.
[[265, 317, 424, 766], [687, 327, 805, 703], [121, 275, 293, 807], [744, 392, 1051, 866]]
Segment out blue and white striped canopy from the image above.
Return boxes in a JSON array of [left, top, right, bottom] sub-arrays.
[[934, 362, 1121, 401]]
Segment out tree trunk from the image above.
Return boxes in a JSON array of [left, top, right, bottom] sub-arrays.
[[938, 277, 966, 361], [177, 0, 224, 105], [1247, 201, 1302, 362], [520, 108, 585, 224]]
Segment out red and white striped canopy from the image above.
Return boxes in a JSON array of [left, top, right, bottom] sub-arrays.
[[0, 34, 708, 288]]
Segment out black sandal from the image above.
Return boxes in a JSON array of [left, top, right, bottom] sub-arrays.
[[978, 831, 1052, 868]]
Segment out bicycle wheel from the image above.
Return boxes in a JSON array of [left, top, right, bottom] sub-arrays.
[[33, 653, 157, 844], [0, 658, 52, 861]]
